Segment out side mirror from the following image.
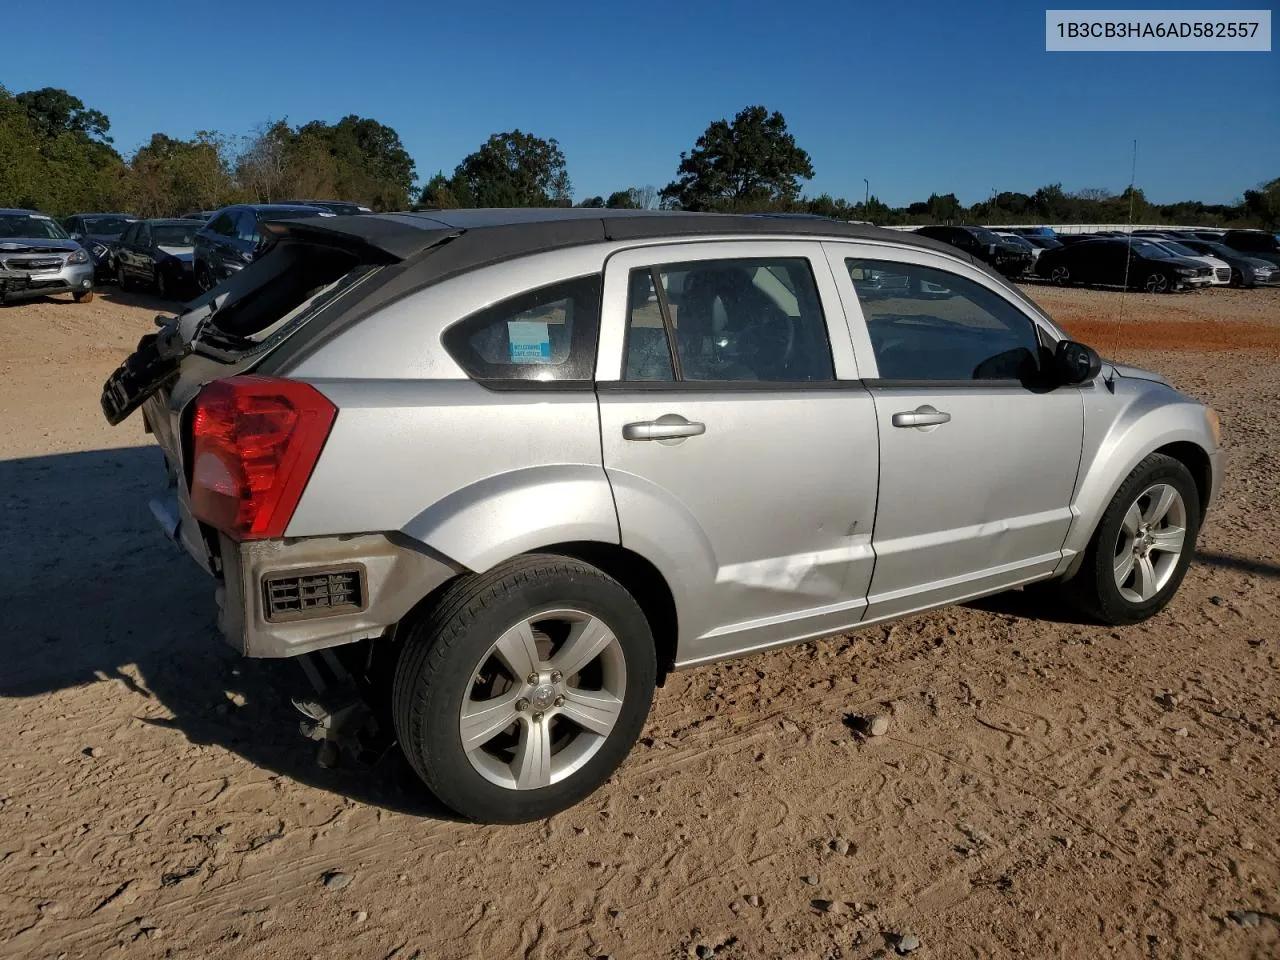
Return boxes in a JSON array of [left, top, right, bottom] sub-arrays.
[[1054, 340, 1101, 385]]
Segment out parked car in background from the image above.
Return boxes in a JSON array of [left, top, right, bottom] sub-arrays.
[[1008, 226, 1059, 238], [193, 203, 335, 292], [913, 224, 1034, 277], [1035, 237, 1211, 292], [1024, 235, 1064, 253], [181, 210, 217, 222], [1177, 238, 1277, 287], [1219, 229, 1280, 268], [1142, 238, 1231, 285], [99, 208, 1222, 823], [114, 219, 201, 299], [993, 231, 1043, 262], [0, 208, 95, 304], [282, 199, 374, 215], [1056, 234, 1100, 246], [62, 212, 137, 280]]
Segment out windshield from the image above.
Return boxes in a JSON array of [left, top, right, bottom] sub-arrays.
[[967, 226, 1002, 244], [261, 207, 330, 222], [151, 224, 199, 246], [1159, 241, 1202, 259], [0, 214, 70, 240], [1130, 240, 1172, 259], [82, 216, 134, 237], [1202, 242, 1235, 258]]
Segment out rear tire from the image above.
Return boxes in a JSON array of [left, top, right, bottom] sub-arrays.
[[1066, 453, 1200, 625], [195, 262, 214, 293], [392, 554, 657, 823]]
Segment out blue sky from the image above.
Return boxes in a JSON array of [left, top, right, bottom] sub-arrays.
[[6, 0, 1276, 206]]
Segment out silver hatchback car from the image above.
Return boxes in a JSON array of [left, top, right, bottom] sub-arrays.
[[102, 209, 1224, 823]]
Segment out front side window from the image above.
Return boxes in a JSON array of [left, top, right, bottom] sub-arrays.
[[846, 258, 1041, 382], [235, 211, 259, 243], [622, 257, 834, 383], [443, 274, 601, 384]]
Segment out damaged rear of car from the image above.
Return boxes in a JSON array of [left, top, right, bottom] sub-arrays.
[[102, 214, 465, 659]]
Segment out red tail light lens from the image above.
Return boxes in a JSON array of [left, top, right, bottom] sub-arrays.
[[190, 376, 337, 540]]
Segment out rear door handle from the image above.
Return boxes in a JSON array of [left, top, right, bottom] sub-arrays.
[[891, 405, 951, 428], [623, 414, 706, 441]]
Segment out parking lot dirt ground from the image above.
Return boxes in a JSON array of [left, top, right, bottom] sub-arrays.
[[1, 284, 1278, 960]]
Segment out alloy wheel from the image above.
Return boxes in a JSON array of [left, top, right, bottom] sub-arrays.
[[459, 609, 627, 790], [1145, 272, 1169, 293], [1051, 266, 1070, 285], [1112, 483, 1187, 603]]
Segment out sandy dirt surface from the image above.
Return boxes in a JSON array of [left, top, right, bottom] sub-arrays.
[[2, 284, 1278, 960]]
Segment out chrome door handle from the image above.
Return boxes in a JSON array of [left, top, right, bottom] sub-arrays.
[[891, 406, 951, 428], [623, 414, 706, 441]]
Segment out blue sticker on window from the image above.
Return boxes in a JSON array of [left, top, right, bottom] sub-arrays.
[[508, 320, 552, 364]]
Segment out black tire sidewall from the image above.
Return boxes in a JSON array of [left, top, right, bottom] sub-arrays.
[[394, 558, 657, 823], [1083, 455, 1201, 624]]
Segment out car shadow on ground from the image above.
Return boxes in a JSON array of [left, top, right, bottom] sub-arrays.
[[0, 444, 459, 820], [5, 446, 1270, 819], [95, 285, 194, 313]]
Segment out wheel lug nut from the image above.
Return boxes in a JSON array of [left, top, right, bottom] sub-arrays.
[[554, 695, 565, 707], [515, 698, 530, 712], [550, 671, 563, 684], [527, 674, 539, 685], [532, 711, 544, 723]]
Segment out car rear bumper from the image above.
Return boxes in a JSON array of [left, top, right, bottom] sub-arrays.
[[0, 262, 94, 302], [213, 532, 461, 658]]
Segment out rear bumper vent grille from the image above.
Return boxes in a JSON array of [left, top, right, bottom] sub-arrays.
[[262, 566, 365, 622]]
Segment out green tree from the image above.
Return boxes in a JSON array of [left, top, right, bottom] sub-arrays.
[[446, 130, 572, 207], [578, 195, 605, 208], [15, 87, 113, 145], [661, 106, 813, 211], [606, 189, 638, 209], [419, 171, 463, 208], [1243, 177, 1280, 228]]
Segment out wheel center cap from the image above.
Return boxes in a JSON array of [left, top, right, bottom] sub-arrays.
[[530, 683, 556, 710]]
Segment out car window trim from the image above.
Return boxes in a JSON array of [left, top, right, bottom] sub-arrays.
[[649, 265, 683, 381], [596, 378, 863, 393]]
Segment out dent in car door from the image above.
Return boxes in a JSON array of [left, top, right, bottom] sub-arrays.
[[596, 240, 879, 667], [826, 243, 1084, 621]]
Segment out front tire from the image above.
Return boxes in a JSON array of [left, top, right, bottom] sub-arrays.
[[155, 268, 168, 299], [1067, 453, 1201, 625], [72, 290, 94, 303], [392, 554, 657, 823], [195, 262, 214, 293], [1050, 265, 1071, 286], [1144, 271, 1171, 294]]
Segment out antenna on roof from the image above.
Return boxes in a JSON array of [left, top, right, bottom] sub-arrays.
[[1118, 138, 1138, 330]]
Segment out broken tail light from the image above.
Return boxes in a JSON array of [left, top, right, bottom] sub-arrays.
[[190, 376, 336, 540]]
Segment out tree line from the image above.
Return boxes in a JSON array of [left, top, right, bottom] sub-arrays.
[[3, 88, 1277, 229]]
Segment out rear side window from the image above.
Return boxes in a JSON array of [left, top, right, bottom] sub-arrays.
[[622, 257, 834, 382], [443, 275, 602, 385]]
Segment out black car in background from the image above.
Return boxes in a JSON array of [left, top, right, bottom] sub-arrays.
[[1177, 238, 1277, 287], [1219, 230, 1280, 268], [62, 212, 137, 279], [192, 203, 333, 291], [181, 210, 217, 222], [913, 224, 1035, 277], [282, 199, 373, 215], [114, 219, 201, 299], [1034, 238, 1210, 293]]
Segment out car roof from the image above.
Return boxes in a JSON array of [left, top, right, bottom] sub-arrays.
[[263, 207, 973, 266], [0, 208, 44, 216], [139, 218, 200, 226]]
